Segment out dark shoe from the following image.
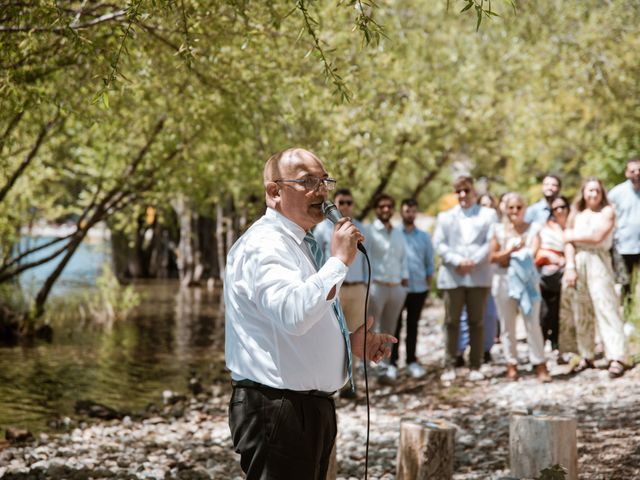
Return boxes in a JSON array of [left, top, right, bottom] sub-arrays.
[[535, 363, 552, 383], [506, 363, 518, 381], [483, 351, 492, 364], [608, 360, 625, 378], [454, 355, 465, 368], [571, 358, 595, 374]]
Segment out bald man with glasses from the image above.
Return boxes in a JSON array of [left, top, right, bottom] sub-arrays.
[[225, 148, 396, 479]]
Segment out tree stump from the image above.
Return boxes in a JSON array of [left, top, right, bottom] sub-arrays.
[[509, 411, 577, 480], [396, 417, 456, 480]]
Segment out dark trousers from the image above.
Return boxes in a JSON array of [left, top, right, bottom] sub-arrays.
[[391, 290, 429, 365], [229, 385, 337, 480], [443, 287, 489, 369], [622, 254, 640, 299], [540, 270, 563, 350]]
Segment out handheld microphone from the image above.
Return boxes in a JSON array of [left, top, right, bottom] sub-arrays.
[[322, 200, 367, 254]]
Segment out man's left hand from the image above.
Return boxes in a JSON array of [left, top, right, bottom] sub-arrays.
[[350, 317, 397, 363]]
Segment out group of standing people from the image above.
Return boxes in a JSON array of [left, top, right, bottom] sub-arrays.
[[223, 147, 638, 478], [422, 159, 637, 383]]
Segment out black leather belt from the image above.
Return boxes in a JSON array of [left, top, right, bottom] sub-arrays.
[[232, 379, 335, 398], [342, 281, 365, 286]]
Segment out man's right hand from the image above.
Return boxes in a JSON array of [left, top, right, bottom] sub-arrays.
[[331, 218, 364, 266]]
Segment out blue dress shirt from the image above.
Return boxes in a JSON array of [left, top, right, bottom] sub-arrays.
[[313, 218, 369, 283], [368, 219, 409, 283], [608, 180, 640, 255], [524, 198, 551, 226], [402, 226, 435, 293]]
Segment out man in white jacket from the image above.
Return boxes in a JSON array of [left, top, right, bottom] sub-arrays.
[[433, 176, 498, 381]]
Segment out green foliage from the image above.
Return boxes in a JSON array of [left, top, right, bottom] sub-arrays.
[[91, 264, 140, 322], [1, 0, 639, 312]]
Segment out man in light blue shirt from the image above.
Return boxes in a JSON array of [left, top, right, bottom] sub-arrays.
[[390, 198, 434, 379], [368, 193, 409, 383], [524, 174, 562, 226], [608, 157, 640, 300]]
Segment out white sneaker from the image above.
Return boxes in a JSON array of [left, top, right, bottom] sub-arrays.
[[378, 364, 397, 385], [386, 364, 398, 380], [407, 362, 426, 379], [467, 369, 485, 381], [440, 368, 456, 382]]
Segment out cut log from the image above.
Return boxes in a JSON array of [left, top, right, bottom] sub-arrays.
[[509, 411, 577, 480], [396, 417, 456, 480]]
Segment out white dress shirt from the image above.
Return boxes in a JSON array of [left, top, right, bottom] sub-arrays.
[[224, 208, 349, 391]]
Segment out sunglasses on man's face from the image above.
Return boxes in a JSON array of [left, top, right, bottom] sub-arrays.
[[455, 188, 471, 195], [338, 200, 353, 206]]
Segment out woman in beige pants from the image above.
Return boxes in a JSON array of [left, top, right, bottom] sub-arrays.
[[563, 177, 627, 378]]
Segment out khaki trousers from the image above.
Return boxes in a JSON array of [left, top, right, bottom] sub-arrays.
[[442, 287, 489, 369], [340, 283, 367, 332]]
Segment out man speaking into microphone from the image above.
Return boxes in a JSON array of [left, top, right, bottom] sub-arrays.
[[224, 147, 397, 479]]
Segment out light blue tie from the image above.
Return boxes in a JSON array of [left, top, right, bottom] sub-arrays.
[[304, 232, 354, 392]]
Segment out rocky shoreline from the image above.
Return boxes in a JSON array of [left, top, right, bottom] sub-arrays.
[[2, 304, 638, 479]]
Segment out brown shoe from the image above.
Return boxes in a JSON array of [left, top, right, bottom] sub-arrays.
[[608, 360, 625, 378], [535, 363, 552, 383], [506, 363, 518, 381]]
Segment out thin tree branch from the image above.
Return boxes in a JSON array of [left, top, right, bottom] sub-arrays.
[[0, 9, 127, 32], [410, 150, 451, 199], [0, 111, 62, 204], [0, 110, 25, 156]]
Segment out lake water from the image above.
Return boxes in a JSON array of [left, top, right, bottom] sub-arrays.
[[2, 242, 226, 434], [16, 236, 111, 298]]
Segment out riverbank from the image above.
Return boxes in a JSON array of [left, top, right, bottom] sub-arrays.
[[1, 302, 638, 479]]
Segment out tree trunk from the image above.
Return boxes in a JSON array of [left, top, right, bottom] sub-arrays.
[[396, 417, 455, 480], [509, 411, 577, 480]]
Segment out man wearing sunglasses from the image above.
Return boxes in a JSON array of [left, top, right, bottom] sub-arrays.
[[433, 176, 498, 382], [225, 148, 397, 479], [314, 188, 369, 398]]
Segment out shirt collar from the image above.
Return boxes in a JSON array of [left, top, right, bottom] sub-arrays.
[[265, 207, 307, 245], [373, 218, 391, 231], [457, 203, 479, 217]]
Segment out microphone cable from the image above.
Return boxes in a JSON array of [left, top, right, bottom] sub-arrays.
[[360, 248, 372, 480]]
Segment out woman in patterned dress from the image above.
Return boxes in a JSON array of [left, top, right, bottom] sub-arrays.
[[562, 178, 628, 378]]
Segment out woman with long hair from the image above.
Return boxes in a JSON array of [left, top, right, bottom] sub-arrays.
[[562, 177, 628, 377], [535, 195, 571, 351], [490, 193, 551, 382]]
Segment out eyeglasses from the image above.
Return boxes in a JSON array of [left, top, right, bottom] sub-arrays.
[[455, 188, 471, 195], [508, 205, 523, 211], [275, 177, 337, 191], [552, 205, 568, 211], [338, 200, 353, 206]]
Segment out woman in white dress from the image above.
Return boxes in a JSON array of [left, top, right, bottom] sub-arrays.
[[490, 193, 551, 382]]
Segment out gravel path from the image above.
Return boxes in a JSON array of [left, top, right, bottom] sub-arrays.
[[1, 301, 638, 479]]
